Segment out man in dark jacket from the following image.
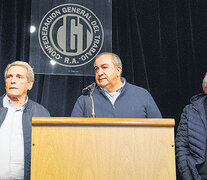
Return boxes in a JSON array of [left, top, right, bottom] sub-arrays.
[[71, 52, 162, 118], [0, 61, 50, 180], [176, 73, 207, 180]]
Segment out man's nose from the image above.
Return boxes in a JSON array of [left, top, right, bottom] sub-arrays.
[[98, 69, 103, 76], [10, 77, 16, 83]]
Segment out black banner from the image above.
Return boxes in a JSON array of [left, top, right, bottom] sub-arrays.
[[29, 0, 112, 75]]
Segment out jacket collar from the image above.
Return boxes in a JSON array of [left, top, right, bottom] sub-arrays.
[[0, 94, 31, 110], [190, 93, 207, 128], [0, 95, 7, 126], [0, 94, 32, 126], [96, 78, 128, 97], [0, 94, 5, 107], [190, 93, 207, 108]]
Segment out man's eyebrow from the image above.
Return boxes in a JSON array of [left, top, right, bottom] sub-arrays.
[[101, 63, 109, 66], [94, 63, 109, 69], [16, 74, 23, 76], [6, 73, 23, 77], [6, 73, 12, 76], [95, 63, 108, 66]]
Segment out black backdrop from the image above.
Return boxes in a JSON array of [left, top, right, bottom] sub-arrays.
[[1, 0, 207, 179]]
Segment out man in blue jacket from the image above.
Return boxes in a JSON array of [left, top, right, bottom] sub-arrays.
[[0, 61, 50, 180], [176, 73, 207, 180], [71, 52, 162, 118]]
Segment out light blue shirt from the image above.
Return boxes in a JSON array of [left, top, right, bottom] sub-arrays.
[[0, 95, 27, 180], [100, 79, 125, 105]]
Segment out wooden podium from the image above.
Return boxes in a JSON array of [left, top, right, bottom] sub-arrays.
[[31, 117, 176, 180]]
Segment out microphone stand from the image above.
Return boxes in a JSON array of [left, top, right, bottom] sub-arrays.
[[89, 94, 95, 117], [89, 83, 96, 117]]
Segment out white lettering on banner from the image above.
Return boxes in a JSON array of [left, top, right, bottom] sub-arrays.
[[38, 3, 104, 67]]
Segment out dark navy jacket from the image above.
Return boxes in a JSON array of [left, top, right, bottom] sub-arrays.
[[0, 95, 50, 180], [176, 93, 207, 180], [71, 81, 162, 118]]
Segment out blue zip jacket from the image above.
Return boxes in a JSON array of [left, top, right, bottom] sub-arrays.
[[176, 93, 207, 180], [71, 81, 162, 118]]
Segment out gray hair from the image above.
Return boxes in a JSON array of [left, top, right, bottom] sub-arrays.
[[95, 52, 122, 69], [4, 61, 34, 82], [202, 72, 207, 88]]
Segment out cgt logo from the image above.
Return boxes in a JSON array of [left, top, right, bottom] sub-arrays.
[[38, 4, 104, 67]]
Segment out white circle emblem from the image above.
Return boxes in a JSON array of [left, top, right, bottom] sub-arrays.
[[38, 4, 104, 67]]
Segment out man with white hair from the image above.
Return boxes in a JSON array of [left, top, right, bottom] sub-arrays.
[[176, 73, 207, 180], [0, 61, 50, 180]]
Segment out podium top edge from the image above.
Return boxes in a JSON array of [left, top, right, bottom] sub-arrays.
[[32, 117, 175, 127]]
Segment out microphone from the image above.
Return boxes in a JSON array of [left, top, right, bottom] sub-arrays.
[[82, 82, 96, 95], [82, 83, 96, 117]]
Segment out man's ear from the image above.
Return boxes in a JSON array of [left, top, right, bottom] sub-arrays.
[[28, 81, 34, 91], [203, 86, 207, 94], [117, 66, 122, 77]]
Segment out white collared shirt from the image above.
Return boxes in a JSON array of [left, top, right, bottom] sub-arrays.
[[0, 95, 27, 180]]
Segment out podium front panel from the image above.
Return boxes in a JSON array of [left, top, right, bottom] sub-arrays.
[[31, 117, 176, 180]]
